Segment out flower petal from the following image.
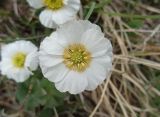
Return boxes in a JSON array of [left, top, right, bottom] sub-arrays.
[[27, 0, 44, 9], [81, 29, 112, 58], [51, 0, 80, 25], [57, 20, 100, 43], [39, 52, 63, 67], [39, 9, 58, 28], [66, 0, 81, 11], [11, 69, 32, 82], [40, 32, 65, 55], [17, 40, 38, 54], [85, 56, 112, 90], [2, 40, 38, 59], [55, 71, 88, 94], [52, 7, 75, 25], [25, 51, 39, 71], [41, 63, 69, 83], [0, 59, 13, 75]]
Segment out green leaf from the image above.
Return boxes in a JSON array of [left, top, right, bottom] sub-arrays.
[[128, 19, 144, 29], [16, 77, 45, 110], [39, 108, 54, 117], [16, 77, 65, 110], [24, 95, 41, 110], [40, 79, 65, 108], [16, 82, 29, 103]]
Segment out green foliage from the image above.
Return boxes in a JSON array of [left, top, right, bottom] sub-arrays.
[[16, 81, 29, 103], [40, 78, 65, 108], [128, 19, 144, 29], [84, 0, 112, 19], [125, 19, 144, 41], [141, 69, 160, 110], [150, 71, 160, 91], [39, 108, 54, 117], [150, 72, 160, 109], [16, 73, 65, 110]]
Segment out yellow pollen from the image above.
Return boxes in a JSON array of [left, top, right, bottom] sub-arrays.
[[43, 0, 64, 10], [63, 44, 91, 72], [12, 52, 26, 68]]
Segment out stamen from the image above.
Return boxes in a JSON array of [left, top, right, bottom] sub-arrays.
[[43, 0, 64, 10], [12, 52, 26, 68], [63, 44, 91, 72]]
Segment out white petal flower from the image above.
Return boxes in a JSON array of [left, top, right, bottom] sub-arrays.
[[27, 0, 80, 28], [39, 20, 113, 94], [0, 40, 39, 82]]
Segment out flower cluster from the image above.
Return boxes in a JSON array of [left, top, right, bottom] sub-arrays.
[[0, 1, 113, 94]]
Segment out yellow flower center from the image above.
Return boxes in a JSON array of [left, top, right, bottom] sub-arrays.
[[43, 0, 64, 10], [12, 52, 26, 68], [63, 44, 91, 72]]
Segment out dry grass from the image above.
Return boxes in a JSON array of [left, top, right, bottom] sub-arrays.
[[79, 0, 160, 117], [0, 0, 160, 117]]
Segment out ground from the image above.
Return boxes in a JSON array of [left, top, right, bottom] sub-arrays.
[[0, 0, 160, 117]]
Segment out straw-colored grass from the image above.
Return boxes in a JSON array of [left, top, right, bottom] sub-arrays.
[[79, 0, 160, 117]]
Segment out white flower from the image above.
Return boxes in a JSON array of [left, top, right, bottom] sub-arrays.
[[39, 20, 113, 94], [27, 0, 80, 28], [0, 40, 39, 82]]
